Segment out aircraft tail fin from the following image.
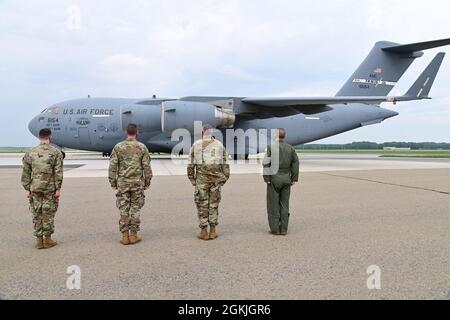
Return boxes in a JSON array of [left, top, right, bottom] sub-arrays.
[[336, 38, 450, 97], [404, 52, 445, 99]]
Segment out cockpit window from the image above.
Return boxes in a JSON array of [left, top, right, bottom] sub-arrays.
[[47, 106, 60, 114]]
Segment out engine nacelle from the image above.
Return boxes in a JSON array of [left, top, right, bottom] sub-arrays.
[[121, 104, 161, 132], [161, 101, 235, 133]]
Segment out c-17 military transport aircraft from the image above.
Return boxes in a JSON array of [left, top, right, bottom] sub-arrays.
[[28, 38, 450, 158]]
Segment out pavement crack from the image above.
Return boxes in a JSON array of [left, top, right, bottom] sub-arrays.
[[320, 173, 450, 196]]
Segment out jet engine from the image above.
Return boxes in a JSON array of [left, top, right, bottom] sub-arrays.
[[161, 101, 235, 133]]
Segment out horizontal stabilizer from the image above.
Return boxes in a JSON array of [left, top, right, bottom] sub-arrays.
[[405, 52, 445, 98], [382, 38, 450, 53]]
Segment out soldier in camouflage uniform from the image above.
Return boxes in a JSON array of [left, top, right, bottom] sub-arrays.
[[263, 128, 299, 236], [109, 124, 153, 245], [187, 124, 230, 240], [21, 128, 63, 249]]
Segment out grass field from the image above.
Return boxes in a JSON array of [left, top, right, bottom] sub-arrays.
[[297, 149, 450, 158]]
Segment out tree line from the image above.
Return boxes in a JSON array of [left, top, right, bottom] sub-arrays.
[[298, 142, 450, 150]]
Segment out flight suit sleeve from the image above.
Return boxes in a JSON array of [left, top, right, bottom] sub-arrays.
[[220, 146, 230, 184], [290, 147, 300, 182], [54, 150, 64, 190], [187, 145, 196, 185], [262, 146, 272, 183], [142, 147, 153, 188], [21, 152, 32, 191], [108, 146, 119, 188]]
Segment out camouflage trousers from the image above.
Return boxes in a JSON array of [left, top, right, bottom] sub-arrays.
[[116, 189, 145, 232], [28, 192, 58, 237], [194, 183, 221, 228]]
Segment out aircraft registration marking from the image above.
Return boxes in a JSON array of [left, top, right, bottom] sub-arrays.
[[353, 79, 397, 86]]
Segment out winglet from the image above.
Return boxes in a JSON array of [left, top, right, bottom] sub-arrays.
[[404, 52, 445, 99]]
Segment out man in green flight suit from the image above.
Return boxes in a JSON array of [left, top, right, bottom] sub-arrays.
[[263, 128, 299, 236]]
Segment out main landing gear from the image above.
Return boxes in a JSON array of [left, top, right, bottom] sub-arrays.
[[232, 154, 249, 160]]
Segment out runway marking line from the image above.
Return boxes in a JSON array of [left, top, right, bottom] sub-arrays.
[[320, 173, 450, 196]]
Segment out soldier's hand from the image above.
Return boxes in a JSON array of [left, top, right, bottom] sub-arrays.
[[54, 190, 61, 198], [291, 181, 296, 186], [27, 191, 32, 198]]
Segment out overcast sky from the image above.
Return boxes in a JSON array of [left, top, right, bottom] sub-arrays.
[[1, 0, 449, 146]]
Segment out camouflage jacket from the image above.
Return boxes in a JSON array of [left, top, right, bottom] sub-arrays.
[[21, 143, 64, 193], [187, 138, 230, 185], [108, 139, 153, 191], [262, 140, 300, 183]]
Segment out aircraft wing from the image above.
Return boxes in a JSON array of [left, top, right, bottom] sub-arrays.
[[241, 96, 417, 107], [239, 95, 424, 117]]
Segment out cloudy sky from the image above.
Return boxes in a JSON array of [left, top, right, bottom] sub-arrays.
[[1, 0, 449, 146]]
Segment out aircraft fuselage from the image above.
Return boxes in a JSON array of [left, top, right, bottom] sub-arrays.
[[28, 97, 398, 155]]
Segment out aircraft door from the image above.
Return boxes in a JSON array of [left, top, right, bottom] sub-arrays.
[[78, 127, 92, 146]]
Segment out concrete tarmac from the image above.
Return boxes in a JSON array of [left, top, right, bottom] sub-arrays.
[[2, 153, 450, 177], [0, 155, 449, 300]]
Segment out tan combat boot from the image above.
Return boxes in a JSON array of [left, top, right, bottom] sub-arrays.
[[209, 226, 218, 240], [198, 227, 209, 241], [35, 236, 44, 249], [43, 235, 58, 249], [129, 231, 141, 244], [120, 231, 130, 245]]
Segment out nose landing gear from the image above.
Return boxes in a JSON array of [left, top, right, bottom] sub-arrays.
[[102, 152, 111, 157]]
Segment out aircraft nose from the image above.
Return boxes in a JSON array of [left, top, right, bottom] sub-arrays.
[[28, 116, 38, 137]]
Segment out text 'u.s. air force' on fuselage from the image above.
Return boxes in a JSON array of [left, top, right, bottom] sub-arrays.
[[28, 38, 450, 158]]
